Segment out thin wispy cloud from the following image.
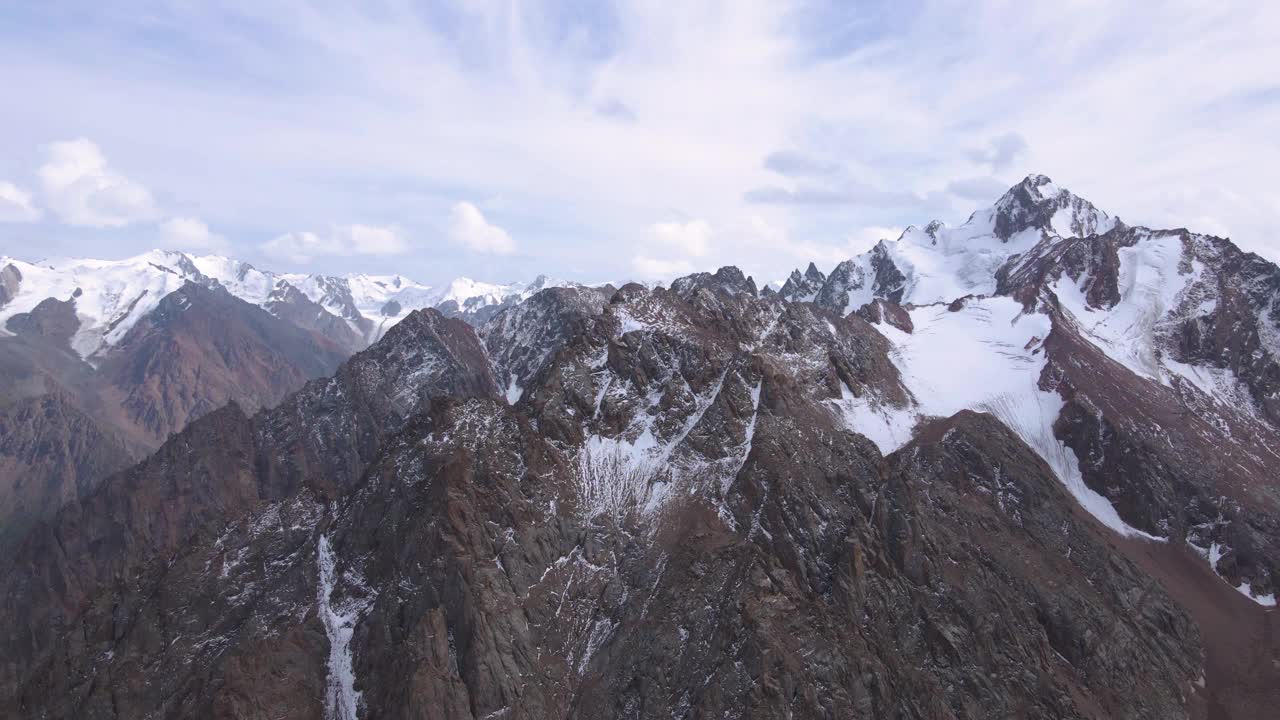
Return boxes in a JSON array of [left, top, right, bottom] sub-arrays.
[[0, 1, 1276, 278]]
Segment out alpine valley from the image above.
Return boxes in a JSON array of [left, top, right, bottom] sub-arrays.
[[2, 174, 1279, 719]]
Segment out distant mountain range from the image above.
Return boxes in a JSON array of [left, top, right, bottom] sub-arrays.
[[0, 249, 586, 356], [2, 174, 1279, 718]]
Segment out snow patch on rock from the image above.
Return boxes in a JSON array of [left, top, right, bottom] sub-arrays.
[[317, 535, 374, 720]]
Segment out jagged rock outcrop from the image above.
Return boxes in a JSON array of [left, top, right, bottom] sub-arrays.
[[776, 262, 826, 302], [482, 285, 615, 403]]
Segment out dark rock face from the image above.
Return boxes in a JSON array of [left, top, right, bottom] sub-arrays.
[[1166, 238, 1280, 426], [4, 296, 79, 346], [809, 247, 910, 315], [868, 240, 907, 304], [812, 258, 867, 314], [0, 263, 22, 308], [435, 297, 507, 326], [0, 392, 135, 544], [855, 298, 913, 333], [0, 273, 1213, 719]]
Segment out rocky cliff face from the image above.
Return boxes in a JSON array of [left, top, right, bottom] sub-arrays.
[[0, 391, 135, 544]]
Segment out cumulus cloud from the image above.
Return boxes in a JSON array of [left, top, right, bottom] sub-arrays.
[[161, 217, 229, 253], [346, 223, 409, 255], [966, 132, 1029, 172], [448, 202, 515, 255], [38, 138, 158, 227], [649, 219, 712, 257], [628, 218, 716, 281], [631, 255, 694, 279], [260, 231, 334, 264], [0, 181, 41, 222], [260, 223, 408, 263]]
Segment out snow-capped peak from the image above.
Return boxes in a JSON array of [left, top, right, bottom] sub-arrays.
[[433, 277, 510, 307], [793, 174, 1122, 313], [989, 173, 1118, 241]]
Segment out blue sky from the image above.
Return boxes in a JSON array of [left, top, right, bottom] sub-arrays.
[[1, 0, 1278, 285]]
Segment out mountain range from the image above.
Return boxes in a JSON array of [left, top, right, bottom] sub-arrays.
[[0, 252, 586, 537], [1, 174, 1278, 719]]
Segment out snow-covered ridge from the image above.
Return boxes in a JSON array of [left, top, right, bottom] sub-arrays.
[[0, 249, 578, 357]]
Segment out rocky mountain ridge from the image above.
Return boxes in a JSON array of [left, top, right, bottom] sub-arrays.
[[2, 174, 1279, 718]]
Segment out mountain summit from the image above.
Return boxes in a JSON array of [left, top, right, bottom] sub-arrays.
[[795, 174, 1123, 313], [989, 173, 1119, 240]]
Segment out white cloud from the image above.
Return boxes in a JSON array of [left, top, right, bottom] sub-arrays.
[[38, 138, 158, 227], [448, 202, 515, 255], [0, 182, 41, 223], [631, 255, 694, 279], [852, 226, 904, 250], [649, 219, 712, 257], [346, 223, 409, 255], [260, 231, 334, 264], [260, 224, 408, 263], [161, 216, 228, 253], [966, 133, 1029, 171]]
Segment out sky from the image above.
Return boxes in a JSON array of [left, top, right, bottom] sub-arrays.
[[0, 0, 1278, 287]]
